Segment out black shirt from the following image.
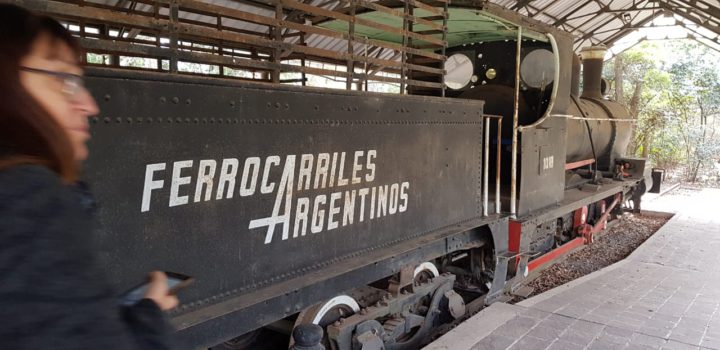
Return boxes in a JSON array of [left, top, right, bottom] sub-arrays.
[[0, 165, 174, 349]]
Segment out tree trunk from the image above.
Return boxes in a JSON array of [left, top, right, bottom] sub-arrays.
[[690, 102, 709, 182], [627, 80, 643, 155], [629, 80, 643, 118]]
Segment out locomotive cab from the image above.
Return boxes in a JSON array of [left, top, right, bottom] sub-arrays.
[[442, 32, 561, 214]]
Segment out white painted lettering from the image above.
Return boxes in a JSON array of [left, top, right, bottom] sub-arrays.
[[389, 183, 399, 214], [311, 195, 326, 233], [216, 158, 238, 200], [194, 159, 217, 202], [249, 155, 296, 244], [366, 150, 376, 182], [337, 152, 349, 186], [351, 151, 364, 184], [293, 197, 310, 238], [314, 153, 330, 189], [370, 187, 376, 219], [239, 157, 260, 196], [139, 150, 412, 243], [377, 185, 388, 217], [399, 182, 409, 212], [141, 163, 166, 212], [342, 190, 356, 226], [358, 188, 369, 222], [170, 160, 193, 207], [260, 155, 280, 194], [297, 154, 314, 191], [329, 152, 338, 187], [327, 192, 341, 230]]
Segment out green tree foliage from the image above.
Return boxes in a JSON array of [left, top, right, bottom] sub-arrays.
[[605, 40, 720, 182]]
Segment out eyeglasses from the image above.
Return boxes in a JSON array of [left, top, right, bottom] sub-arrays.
[[19, 66, 85, 99]]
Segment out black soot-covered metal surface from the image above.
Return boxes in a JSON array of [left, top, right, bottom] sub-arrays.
[[82, 69, 486, 334]]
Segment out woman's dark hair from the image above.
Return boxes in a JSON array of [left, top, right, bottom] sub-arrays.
[[0, 4, 82, 182]]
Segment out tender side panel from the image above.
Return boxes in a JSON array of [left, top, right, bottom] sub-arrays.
[[84, 72, 485, 311]]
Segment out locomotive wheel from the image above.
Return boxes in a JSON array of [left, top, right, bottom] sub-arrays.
[[408, 262, 441, 322], [290, 295, 360, 349], [413, 261, 440, 284]]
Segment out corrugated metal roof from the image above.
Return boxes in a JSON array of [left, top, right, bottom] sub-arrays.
[[502, 0, 720, 54], [70, 0, 720, 55]]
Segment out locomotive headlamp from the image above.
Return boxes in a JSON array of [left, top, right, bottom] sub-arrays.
[[520, 49, 556, 88], [444, 53, 474, 90]]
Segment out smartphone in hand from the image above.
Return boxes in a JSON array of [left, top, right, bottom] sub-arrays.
[[121, 271, 193, 306]]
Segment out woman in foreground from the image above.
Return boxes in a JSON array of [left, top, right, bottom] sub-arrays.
[[0, 4, 178, 349]]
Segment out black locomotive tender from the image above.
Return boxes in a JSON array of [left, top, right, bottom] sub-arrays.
[[74, 4, 656, 350]]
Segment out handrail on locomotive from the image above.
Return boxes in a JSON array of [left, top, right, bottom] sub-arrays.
[[482, 114, 503, 217]]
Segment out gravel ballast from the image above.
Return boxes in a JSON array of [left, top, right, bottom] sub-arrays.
[[523, 213, 670, 298]]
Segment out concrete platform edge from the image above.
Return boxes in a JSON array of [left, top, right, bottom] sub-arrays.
[[422, 302, 524, 350]]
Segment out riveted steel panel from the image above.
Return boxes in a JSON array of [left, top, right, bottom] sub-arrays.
[[517, 116, 566, 217], [82, 69, 485, 338]]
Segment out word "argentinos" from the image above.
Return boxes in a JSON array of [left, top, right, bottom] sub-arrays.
[[140, 150, 410, 244]]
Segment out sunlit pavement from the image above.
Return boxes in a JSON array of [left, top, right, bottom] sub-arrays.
[[425, 189, 720, 350]]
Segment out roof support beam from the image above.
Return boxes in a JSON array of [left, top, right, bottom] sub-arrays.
[[553, 0, 596, 26], [600, 10, 663, 46], [582, 0, 653, 37], [522, 2, 564, 23], [673, 0, 720, 20], [232, 0, 295, 14], [526, 0, 566, 18], [575, 0, 659, 47], [555, 0, 651, 47], [608, 27, 720, 59], [683, 25, 720, 53], [597, 0, 720, 48], [565, 2, 669, 23], [512, 0, 534, 11], [504, 0, 590, 38], [574, 37, 589, 51], [526, 0, 585, 40], [576, 12, 634, 42], [684, 23, 720, 41], [658, 0, 720, 36]]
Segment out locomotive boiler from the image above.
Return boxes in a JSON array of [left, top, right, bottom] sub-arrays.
[[566, 46, 634, 176]]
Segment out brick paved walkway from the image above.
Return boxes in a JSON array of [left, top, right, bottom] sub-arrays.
[[425, 189, 720, 350]]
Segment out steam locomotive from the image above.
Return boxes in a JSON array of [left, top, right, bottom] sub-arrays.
[[77, 4, 655, 350]]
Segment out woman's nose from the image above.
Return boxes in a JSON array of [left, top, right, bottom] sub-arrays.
[[75, 87, 99, 117]]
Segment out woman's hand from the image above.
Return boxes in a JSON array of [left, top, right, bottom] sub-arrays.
[[144, 271, 179, 311]]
